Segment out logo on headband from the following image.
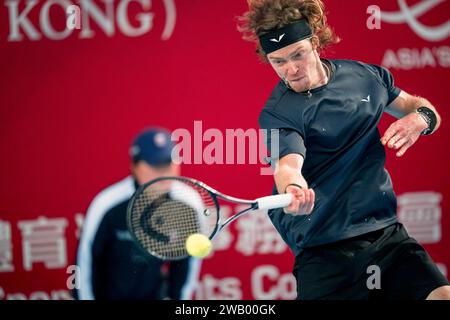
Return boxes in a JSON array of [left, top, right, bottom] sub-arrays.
[[270, 33, 285, 43]]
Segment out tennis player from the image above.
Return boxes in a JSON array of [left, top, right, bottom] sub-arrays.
[[238, 0, 450, 299]]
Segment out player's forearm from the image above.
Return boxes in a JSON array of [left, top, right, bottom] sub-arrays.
[[274, 163, 309, 194], [387, 92, 441, 133], [412, 97, 441, 132]]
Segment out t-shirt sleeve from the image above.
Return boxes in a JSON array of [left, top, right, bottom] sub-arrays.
[[365, 64, 401, 105], [259, 109, 306, 163]]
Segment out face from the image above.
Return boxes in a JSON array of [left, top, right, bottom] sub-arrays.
[[267, 38, 321, 93], [131, 161, 180, 185]]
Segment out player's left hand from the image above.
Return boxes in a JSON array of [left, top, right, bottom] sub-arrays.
[[380, 112, 428, 157]]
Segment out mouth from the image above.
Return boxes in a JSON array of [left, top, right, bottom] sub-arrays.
[[288, 76, 304, 83]]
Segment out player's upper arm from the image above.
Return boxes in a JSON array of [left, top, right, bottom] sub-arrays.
[[264, 128, 306, 166], [259, 108, 306, 162], [364, 63, 400, 105], [274, 153, 304, 175]]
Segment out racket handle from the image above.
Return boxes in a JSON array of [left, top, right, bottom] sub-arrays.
[[256, 193, 293, 210]]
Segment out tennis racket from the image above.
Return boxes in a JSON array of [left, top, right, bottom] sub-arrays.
[[126, 176, 293, 260]]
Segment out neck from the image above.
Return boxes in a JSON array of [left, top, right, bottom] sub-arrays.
[[298, 60, 329, 96], [314, 60, 330, 88]]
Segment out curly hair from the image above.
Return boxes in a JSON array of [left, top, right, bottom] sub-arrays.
[[237, 0, 340, 62]]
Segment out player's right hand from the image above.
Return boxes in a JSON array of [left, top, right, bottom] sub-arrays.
[[283, 185, 315, 215]]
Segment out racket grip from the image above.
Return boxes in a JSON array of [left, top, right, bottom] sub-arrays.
[[256, 193, 293, 210]]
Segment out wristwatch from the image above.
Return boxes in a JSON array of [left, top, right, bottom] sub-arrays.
[[415, 107, 437, 135]]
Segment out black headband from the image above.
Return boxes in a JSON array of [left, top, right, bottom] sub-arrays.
[[258, 19, 312, 54]]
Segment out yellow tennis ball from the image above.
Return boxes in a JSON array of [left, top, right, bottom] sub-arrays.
[[186, 233, 212, 258]]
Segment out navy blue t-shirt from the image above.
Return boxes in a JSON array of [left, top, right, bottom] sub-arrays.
[[259, 59, 401, 256]]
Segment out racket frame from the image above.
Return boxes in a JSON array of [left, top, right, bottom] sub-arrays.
[[127, 176, 282, 260]]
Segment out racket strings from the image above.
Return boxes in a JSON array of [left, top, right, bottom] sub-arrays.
[[128, 179, 218, 260], [136, 199, 199, 258]]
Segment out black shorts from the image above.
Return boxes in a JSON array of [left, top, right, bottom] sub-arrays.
[[293, 223, 449, 300]]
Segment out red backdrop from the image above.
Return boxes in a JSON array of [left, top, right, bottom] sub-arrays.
[[0, 0, 449, 300]]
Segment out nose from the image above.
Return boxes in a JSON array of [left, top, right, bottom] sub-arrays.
[[287, 61, 299, 76]]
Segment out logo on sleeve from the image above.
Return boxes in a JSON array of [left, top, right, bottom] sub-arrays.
[[361, 95, 371, 102]]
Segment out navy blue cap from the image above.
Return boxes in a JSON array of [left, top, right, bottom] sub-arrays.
[[129, 128, 175, 166]]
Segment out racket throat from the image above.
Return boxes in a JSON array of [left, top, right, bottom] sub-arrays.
[[216, 205, 256, 235]]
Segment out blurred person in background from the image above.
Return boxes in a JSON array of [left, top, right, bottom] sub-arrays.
[[75, 127, 200, 300]]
